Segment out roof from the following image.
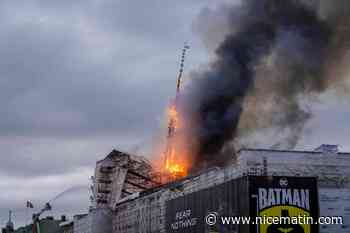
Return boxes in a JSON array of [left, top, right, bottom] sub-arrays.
[[59, 221, 73, 227], [113, 145, 350, 208], [96, 149, 151, 165], [238, 148, 350, 155], [73, 214, 88, 220], [115, 167, 221, 207]]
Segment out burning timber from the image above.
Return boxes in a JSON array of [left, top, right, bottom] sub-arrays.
[[82, 145, 350, 233], [92, 150, 161, 209]]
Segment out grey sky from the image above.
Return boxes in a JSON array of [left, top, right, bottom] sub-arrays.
[[1, 0, 350, 228], [0, 0, 228, 227]]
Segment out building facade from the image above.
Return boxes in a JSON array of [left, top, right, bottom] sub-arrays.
[[112, 145, 350, 233], [73, 209, 112, 233], [73, 214, 91, 233]]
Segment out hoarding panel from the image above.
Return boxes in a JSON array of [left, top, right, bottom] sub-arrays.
[[249, 176, 319, 233], [166, 177, 249, 233], [166, 176, 319, 233]]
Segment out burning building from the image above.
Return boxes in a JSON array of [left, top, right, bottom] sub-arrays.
[[164, 0, 350, 173], [73, 150, 161, 233], [106, 145, 350, 233], [107, 1, 350, 232], [71, 145, 350, 233], [92, 150, 161, 209], [83, 1, 350, 232]]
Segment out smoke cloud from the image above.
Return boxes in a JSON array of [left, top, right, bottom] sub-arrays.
[[178, 0, 350, 170]]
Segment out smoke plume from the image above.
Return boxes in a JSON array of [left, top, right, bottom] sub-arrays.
[[178, 0, 350, 170]]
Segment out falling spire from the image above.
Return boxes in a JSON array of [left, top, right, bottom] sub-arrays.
[[162, 43, 190, 182], [176, 43, 190, 95]]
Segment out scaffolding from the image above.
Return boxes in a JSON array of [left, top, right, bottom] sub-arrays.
[[92, 150, 161, 209]]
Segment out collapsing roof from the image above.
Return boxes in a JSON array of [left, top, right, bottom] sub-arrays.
[[92, 150, 161, 209]]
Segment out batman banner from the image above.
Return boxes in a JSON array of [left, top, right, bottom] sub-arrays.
[[249, 176, 319, 233]]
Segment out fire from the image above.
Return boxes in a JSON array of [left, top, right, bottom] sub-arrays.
[[164, 157, 188, 181], [166, 163, 186, 174], [164, 149, 188, 179], [167, 105, 178, 118], [167, 104, 180, 129], [160, 103, 189, 182], [155, 43, 191, 183]]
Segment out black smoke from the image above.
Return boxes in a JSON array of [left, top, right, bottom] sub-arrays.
[[178, 0, 350, 170]]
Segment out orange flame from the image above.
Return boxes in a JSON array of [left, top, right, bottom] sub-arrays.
[[164, 149, 188, 179], [161, 103, 189, 182], [167, 104, 180, 129]]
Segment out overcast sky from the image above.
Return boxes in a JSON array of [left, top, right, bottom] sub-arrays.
[[1, 0, 350, 228], [0, 0, 231, 227]]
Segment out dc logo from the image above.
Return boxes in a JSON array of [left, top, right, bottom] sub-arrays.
[[279, 178, 288, 187]]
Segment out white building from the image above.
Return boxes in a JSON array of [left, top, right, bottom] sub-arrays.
[[113, 145, 350, 233]]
